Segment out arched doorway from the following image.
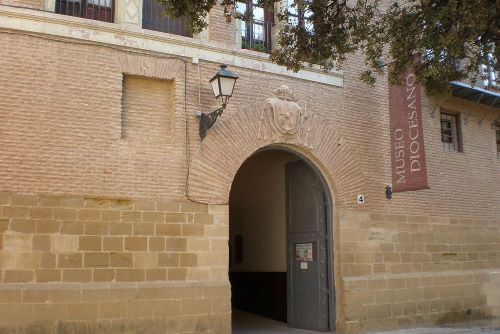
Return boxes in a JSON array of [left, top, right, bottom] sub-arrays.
[[186, 89, 368, 334], [229, 147, 334, 332]]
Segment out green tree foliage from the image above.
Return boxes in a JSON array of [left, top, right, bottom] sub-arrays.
[[157, 0, 499, 96]]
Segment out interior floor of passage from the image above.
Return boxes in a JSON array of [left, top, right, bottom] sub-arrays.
[[232, 309, 326, 334]]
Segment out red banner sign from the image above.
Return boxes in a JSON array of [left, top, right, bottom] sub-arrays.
[[389, 69, 429, 192]]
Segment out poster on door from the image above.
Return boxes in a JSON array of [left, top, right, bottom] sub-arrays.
[[295, 243, 314, 262]]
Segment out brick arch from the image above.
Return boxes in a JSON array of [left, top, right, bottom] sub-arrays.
[[187, 101, 367, 205]]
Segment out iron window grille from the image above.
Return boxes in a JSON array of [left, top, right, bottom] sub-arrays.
[[236, 0, 274, 53], [480, 52, 498, 90], [55, 0, 114, 23], [287, 0, 313, 32], [142, 0, 192, 37], [440, 112, 462, 152]]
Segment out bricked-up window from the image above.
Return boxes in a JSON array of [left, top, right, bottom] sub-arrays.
[[236, 0, 274, 52], [440, 112, 463, 152], [121, 75, 175, 143], [142, 0, 192, 37], [55, 0, 114, 23], [496, 124, 500, 159]]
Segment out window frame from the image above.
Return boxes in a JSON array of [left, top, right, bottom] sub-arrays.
[[287, 0, 313, 32], [481, 52, 498, 90], [142, 0, 192, 37], [55, 0, 115, 23], [440, 111, 463, 153], [237, 0, 274, 53]]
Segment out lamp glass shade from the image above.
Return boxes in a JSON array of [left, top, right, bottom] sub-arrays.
[[209, 65, 238, 99], [210, 77, 220, 98], [219, 76, 237, 97]]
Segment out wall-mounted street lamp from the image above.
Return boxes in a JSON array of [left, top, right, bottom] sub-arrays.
[[385, 184, 393, 200], [197, 64, 239, 139]]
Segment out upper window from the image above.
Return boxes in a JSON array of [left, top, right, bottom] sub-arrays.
[[496, 124, 500, 159], [236, 0, 274, 52], [440, 112, 462, 152], [287, 0, 313, 32], [142, 0, 191, 37], [480, 52, 498, 90], [55, 0, 114, 23]]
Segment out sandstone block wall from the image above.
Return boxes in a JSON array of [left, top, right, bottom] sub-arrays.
[[0, 192, 230, 332], [337, 210, 500, 333], [0, 193, 229, 284], [0, 282, 230, 333]]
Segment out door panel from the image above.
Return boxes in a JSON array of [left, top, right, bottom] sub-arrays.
[[286, 160, 329, 331]]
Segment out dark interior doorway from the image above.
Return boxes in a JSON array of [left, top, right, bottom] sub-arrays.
[[229, 148, 333, 332]]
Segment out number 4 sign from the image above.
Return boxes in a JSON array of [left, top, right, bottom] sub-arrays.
[[357, 194, 365, 204]]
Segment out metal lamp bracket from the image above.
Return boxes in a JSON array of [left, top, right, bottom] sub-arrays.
[[430, 106, 438, 118], [197, 64, 238, 140], [197, 107, 224, 139]]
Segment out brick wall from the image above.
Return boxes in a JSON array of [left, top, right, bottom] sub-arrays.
[[0, 33, 187, 199], [208, 1, 235, 48], [122, 75, 176, 143], [0, 31, 497, 218], [340, 50, 500, 219]]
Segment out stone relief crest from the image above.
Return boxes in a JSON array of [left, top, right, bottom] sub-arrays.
[[258, 85, 315, 148], [268, 85, 302, 135]]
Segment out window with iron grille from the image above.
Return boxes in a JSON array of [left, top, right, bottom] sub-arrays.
[[142, 0, 192, 37], [287, 0, 313, 32], [440, 112, 462, 152], [496, 123, 500, 159], [55, 0, 114, 23], [236, 0, 274, 52], [480, 52, 498, 90]]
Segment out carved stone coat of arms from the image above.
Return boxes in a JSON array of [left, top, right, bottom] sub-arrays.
[[258, 85, 314, 148]]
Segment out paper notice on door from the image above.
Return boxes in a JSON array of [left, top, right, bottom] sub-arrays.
[[300, 262, 308, 270], [295, 243, 314, 261]]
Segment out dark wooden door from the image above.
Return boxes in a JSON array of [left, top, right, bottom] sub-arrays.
[[286, 160, 329, 331]]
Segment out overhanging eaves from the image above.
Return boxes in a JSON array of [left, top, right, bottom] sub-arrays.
[[450, 81, 500, 109]]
